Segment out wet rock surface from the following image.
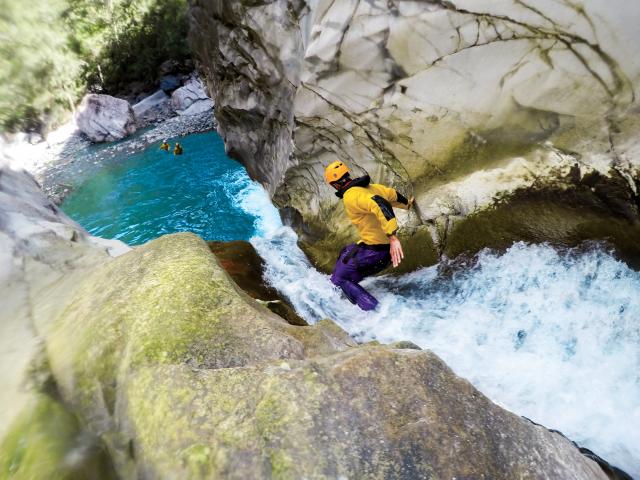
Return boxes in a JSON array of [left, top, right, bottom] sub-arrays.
[[207, 240, 307, 325], [190, 0, 640, 271], [36, 233, 610, 479]]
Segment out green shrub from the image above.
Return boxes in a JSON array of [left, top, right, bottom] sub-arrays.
[[0, 0, 190, 134]]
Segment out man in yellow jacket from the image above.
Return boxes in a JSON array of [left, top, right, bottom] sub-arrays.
[[325, 161, 412, 311]]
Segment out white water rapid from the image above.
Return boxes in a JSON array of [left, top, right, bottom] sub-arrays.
[[229, 171, 640, 477]]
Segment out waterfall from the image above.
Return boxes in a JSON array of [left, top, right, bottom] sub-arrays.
[[235, 171, 640, 477], [59, 136, 640, 476]]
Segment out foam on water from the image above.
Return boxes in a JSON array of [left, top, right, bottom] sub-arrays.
[[236, 174, 640, 477]]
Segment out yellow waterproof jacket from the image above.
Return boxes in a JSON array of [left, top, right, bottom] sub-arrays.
[[338, 176, 410, 245]]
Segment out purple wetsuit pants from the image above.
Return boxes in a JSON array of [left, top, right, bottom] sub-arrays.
[[330, 243, 391, 311]]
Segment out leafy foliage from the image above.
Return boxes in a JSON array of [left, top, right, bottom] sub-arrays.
[[0, 0, 190, 134]]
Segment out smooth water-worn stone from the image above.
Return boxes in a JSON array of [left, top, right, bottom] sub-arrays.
[[75, 94, 137, 142], [171, 76, 214, 115], [207, 240, 307, 326], [191, 0, 640, 269], [41, 232, 608, 479], [189, 0, 302, 192], [0, 159, 129, 441], [132, 90, 171, 127]]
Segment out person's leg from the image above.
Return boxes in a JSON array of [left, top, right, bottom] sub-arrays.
[[331, 246, 389, 311], [331, 245, 362, 301], [351, 248, 391, 310], [356, 248, 392, 278], [331, 245, 376, 310]]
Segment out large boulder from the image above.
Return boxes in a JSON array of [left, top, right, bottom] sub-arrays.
[[170, 76, 214, 115], [75, 94, 137, 142], [132, 90, 172, 127], [32, 232, 609, 479], [190, 0, 640, 271]]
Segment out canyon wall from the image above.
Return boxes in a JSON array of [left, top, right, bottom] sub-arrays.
[[0, 229, 613, 479], [0, 158, 620, 479], [0, 159, 128, 440], [190, 0, 640, 271]]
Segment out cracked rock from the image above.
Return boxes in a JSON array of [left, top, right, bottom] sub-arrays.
[[191, 0, 640, 270]]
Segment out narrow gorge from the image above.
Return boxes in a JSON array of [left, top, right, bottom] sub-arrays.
[[1, 0, 639, 479], [190, 0, 640, 271]]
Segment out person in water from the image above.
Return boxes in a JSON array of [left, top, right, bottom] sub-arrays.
[[160, 140, 170, 151], [325, 161, 413, 311], [173, 142, 183, 155]]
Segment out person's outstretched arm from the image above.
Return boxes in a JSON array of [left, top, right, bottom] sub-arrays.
[[393, 191, 414, 209], [360, 194, 405, 267], [388, 234, 404, 267], [370, 183, 414, 209]]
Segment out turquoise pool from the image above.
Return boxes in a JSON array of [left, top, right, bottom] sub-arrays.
[[61, 131, 260, 244]]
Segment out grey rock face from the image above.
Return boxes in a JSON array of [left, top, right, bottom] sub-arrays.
[[189, 0, 303, 191], [0, 158, 129, 438], [42, 233, 608, 479], [132, 90, 172, 127], [191, 0, 640, 270], [170, 76, 214, 115], [75, 94, 137, 142]]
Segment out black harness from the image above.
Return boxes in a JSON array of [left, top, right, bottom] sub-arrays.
[[335, 175, 371, 198]]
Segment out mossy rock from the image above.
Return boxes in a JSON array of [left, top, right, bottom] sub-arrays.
[[444, 180, 640, 268], [44, 233, 354, 475], [40, 232, 607, 479], [116, 348, 607, 479], [0, 394, 116, 480]]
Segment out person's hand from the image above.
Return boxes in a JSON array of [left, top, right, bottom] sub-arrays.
[[408, 196, 415, 209], [389, 235, 404, 267]]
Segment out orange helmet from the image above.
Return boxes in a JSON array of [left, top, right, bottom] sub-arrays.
[[324, 161, 350, 184]]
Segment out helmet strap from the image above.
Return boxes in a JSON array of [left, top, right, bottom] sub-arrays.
[[336, 174, 351, 186]]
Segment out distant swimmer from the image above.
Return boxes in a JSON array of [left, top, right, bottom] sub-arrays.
[[325, 161, 414, 311], [173, 142, 183, 155], [160, 140, 170, 151]]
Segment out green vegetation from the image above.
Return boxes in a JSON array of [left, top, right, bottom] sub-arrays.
[[0, 394, 117, 480], [0, 0, 190, 134]]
